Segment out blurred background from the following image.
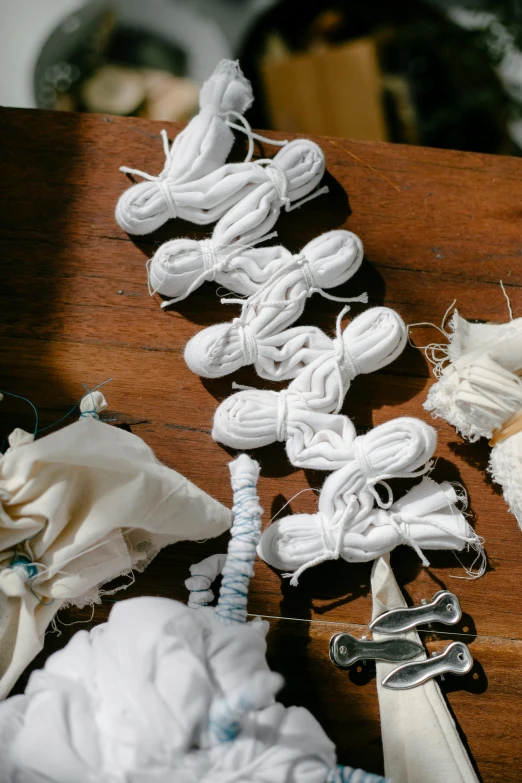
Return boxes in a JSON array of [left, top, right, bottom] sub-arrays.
[[2, 0, 522, 154]]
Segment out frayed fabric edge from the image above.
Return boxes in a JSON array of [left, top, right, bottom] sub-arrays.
[[489, 439, 522, 531]]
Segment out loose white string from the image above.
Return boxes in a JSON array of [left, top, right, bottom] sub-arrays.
[[223, 110, 289, 163]]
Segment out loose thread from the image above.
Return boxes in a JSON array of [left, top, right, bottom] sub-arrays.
[[327, 138, 402, 192], [500, 280, 514, 321]]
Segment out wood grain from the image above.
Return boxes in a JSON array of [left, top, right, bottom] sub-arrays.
[[1, 106, 522, 780]]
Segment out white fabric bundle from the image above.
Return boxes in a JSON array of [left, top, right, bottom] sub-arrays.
[[148, 231, 289, 304], [115, 59, 255, 234], [184, 231, 366, 379], [259, 476, 476, 585], [372, 554, 480, 783], [257, 417, 440, 581], [212, 307, 408, 468], [150, 226, 362, 310], [116, 136, 327, 236], [0, 419, 231, 699], [424, 309, 522, 528]]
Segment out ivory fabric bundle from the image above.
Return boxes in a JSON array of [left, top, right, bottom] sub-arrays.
[[184, 230, 365, 379], [425, 309, 522, 528], [0, 419, 231, 699], [116, 137, 326, 236], [212, 307, 408, 468], [256, 417, 481, 583]]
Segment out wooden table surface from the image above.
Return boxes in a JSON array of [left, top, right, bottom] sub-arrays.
[[1, 107, 522, 781]]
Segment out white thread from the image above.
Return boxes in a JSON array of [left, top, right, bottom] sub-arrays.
[[223, 110, 289, 163], [276, 390, 289, 442], [500, 279, 514, 321], [257, 159, 290, 208], [332, 306, 359, 413]]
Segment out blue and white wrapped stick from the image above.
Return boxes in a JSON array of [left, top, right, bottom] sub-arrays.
[[215, 453, 263, 625]]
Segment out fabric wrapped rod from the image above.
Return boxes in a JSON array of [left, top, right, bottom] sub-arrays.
[[212, 307, 408, 469], [424, 309, 522, 529], [184, 231, 366, 380], [116, 137, 327, 236], [258, 472, 480, 585], [0, 418, 231, 700]]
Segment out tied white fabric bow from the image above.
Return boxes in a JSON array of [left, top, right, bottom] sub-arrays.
[[424, 309, 522, 529], [0, 419, 231, 700], [149, 227, 362, 309], [183, 231, 367, 380], [116, 135, 327, 236], [259, 475, 480, 585], [115, 59, 255, 233], [212, 307, 408, 468]]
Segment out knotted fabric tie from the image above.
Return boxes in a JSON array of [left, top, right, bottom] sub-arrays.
[[222, 253, 368, 310], [258, 159, 290, 209], [283, 496, 358, 586], [332, 307, 360, 414], [207, 317, 258, 368], [276, 390, 289, 443]]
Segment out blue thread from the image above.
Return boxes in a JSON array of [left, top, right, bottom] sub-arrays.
[[10, 555, 38, 579], [36, 378, 112, 435], [216, 472, 263, 626], [0, 390, 39, 437]]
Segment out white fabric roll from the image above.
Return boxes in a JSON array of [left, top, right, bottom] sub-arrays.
[[256, 417, 438, 576], [212, 307, 408, 467], [258, 476, 476, 585], [148, 233, 291, 302], [183, 231, 365, 379], [116, 137, 326, 236], [115, 59, 254, 232], [149, 227, 362, 309], [0, 419, 231, 700], [0, 597, 340, 782]]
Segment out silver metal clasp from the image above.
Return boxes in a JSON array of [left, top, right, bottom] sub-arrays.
[[369, 590, 461, 634], [382, 641, 473, 690], [329, 632, 424, 669]]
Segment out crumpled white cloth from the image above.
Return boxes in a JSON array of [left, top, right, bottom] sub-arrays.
[[115, 59, 254, 234], [372, 554, 479, 783], [258, 475, 476, 585], [424, 309, 522, 528], [0, 419, 231, 700], [212, 307, 407, 468], [0, 598, 340, 783], [116, 135, 326, 236], [184, 231, 365, 380]]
